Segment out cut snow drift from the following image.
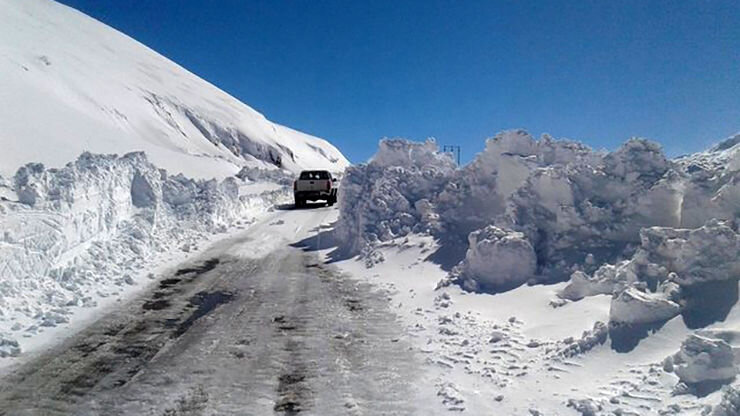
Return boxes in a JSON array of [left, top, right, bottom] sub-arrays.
[[335, 130, 739, 361], [337, 131, 739, 290], [333, 130, 740, 413], [0, 152, 289, 354]]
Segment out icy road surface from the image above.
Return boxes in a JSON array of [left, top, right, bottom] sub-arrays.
[[0, 204, 420, 415]]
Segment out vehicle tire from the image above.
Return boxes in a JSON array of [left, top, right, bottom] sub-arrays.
[[295, 198, 303, 208], [328, 195, 336, 206]]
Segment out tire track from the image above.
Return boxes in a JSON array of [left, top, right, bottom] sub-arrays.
[[0, 239, 420, 416]]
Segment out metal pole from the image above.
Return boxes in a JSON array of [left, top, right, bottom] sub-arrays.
[[442, 145, 461, 165]]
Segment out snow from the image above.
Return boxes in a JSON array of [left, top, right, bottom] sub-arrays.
[[337, 131, 738, 285], [331, 129, 740, 414], [0, 0, 348, 180], [326, 230, 740, 414], [0, 0, 353, 362], [1, 1, 738, 413], [671, 334, 737, 385], [0, 152, 290, 357], [609, 286, 681, 325], [636, 220, 740, 286], [713, 386, 740, 416], [449, 225, 537, 292]]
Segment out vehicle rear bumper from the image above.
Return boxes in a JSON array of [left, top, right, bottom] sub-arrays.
[[294, 190, 335, 200]]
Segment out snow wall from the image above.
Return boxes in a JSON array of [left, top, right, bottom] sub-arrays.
[[0, 152, 289, 355], [336, 130, 739, 351]]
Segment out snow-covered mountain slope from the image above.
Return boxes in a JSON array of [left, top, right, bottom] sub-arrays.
[[0, 0, 348, 179]]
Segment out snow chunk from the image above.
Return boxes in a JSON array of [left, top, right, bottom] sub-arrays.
[[566, 398, 602, 416], [131, 169, 160, 208], [672, 334, 737, 385], [609, 287, 681, 325], [560, 261, 637, 301], [0, 334, 21, 357], [451, 225, 536, 292], [603, 138, 669, 182], [638, 220, 740, 286], [436, 382, 465, 411]]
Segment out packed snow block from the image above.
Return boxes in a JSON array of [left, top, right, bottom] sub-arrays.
[[452, 225, 537, 292], [131, 170, 159, 208], [14, 162, 46, 206], [219, 177, 240, 200], [162, 173, 199, 207], [671, 334, 737, 386], [608, 286, 682, 352], [609, 286, 681, 325], [566, 398, 602, 416], [637, 220, 740, 286], [559, 261, 638, 300]]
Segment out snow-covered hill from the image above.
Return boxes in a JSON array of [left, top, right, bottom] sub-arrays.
[[0, 0, 348, 179]]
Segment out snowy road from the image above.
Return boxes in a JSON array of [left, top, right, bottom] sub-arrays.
[[0, 204, 421, 415]]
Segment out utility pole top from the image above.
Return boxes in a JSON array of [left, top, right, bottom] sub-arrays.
[[442, 145, 461, 165]]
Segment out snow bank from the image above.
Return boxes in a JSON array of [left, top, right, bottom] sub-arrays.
[[0, 152, 288, 353], [337, 131, 739, 295]]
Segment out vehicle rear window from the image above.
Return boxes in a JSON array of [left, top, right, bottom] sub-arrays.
[[300, 171, 330, 180]]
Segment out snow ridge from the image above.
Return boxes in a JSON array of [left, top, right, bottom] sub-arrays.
[[0, 152, 289, 354]]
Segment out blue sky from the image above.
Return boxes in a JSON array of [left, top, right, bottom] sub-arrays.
[[59, 0, 739, 163]]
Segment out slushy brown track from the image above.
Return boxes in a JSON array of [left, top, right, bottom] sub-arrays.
[[0, 246, 420, 415]]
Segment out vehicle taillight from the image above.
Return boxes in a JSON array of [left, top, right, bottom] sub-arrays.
[[293, 180, 297, 191], [326, 180, 331, 190]]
